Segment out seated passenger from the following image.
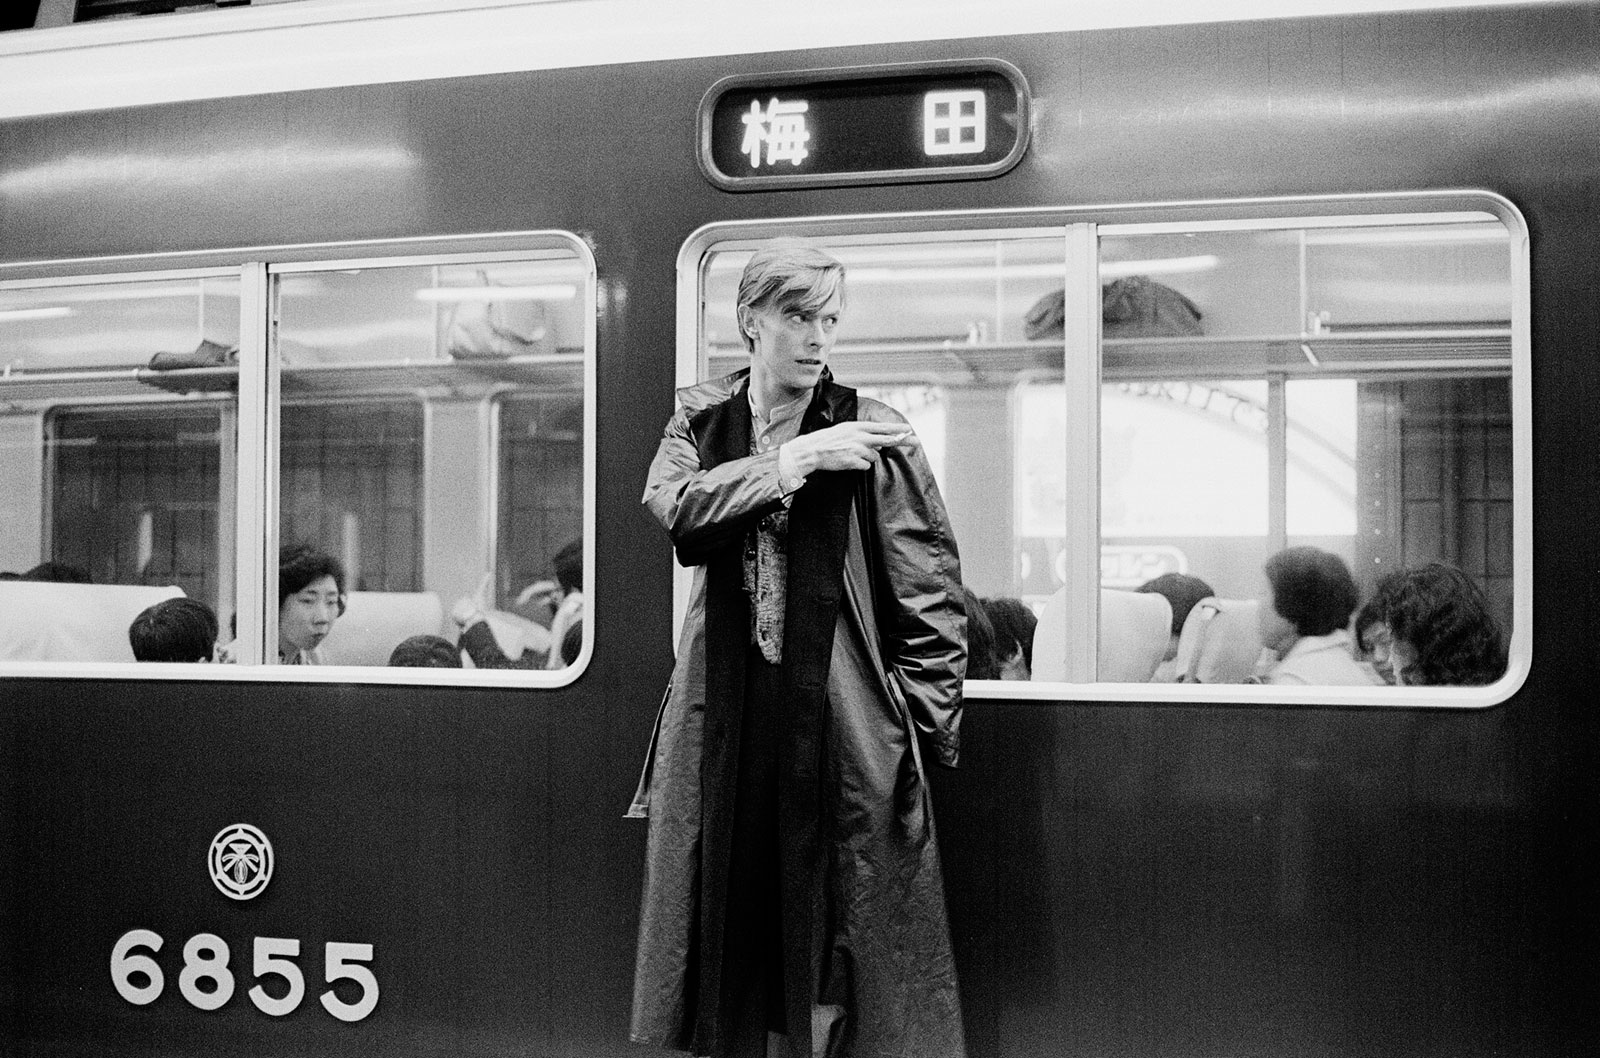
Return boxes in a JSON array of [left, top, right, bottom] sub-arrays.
[[1136, 572, 1215, 665], [962, 586, 999, 680], [1361, 563, 1507, 686], [453, 540, 583, 671], [389, 634, 464, 669], [1353, 585, 1398, 685], [982, 596, 1037, 680], [557, 619, 584, 669], [451, 592, 548, 670], [1257, 547, 1381, 686], [278, 543, 346, 665], [128, 597, 218, 663], [513, 538, 584, 670]]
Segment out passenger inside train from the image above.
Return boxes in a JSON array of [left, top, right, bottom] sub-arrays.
[[388, 634, 463, 669], [1137, 572, 1216, 673], [981, 596, 1037, 680], [451, 538, 583, 670], [276, 543, 347, 666], [1256, 546, 1380, 687], [963, 587, 999, 680], [128, 597, 219, 664], [1357, 563, 1507, 687]]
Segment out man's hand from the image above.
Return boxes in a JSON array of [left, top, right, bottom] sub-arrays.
[[784, 421, 917, 474]]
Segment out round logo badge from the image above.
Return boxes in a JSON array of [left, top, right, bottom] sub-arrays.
[[209, 824, 274, 901]]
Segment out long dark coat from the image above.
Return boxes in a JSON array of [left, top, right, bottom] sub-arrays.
[[628, 369, 967, 1058]]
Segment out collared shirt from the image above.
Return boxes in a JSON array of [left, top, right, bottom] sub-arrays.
[[749, 387, 810, 500], [1264, 629, 1384, 687]]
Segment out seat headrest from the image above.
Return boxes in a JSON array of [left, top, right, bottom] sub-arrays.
[[1028, 586, 1173, 683], [0, 581, 185, 663], [1171, 597, 1267, 684], [318, 591, 447, 667]]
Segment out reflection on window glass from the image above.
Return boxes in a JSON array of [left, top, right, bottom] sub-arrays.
[[1098, 217, 1514, 687], [272, 251, 589, 670], [0, 276, 240, 371], [0, 274, 239, 665]]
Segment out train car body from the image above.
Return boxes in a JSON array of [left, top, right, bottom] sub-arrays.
[[0, 1, 1595, 1056]]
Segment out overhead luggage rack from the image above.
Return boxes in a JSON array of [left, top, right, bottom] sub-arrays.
[[705, 327, 1514, 388]]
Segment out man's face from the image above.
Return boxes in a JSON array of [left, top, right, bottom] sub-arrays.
[[743, 290, 842, 403]]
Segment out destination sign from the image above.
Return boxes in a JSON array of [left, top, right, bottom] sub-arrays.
[[699, 60, 1030, 191]]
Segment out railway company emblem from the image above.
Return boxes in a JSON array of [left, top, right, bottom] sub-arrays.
[[209, 824, 274, 901]]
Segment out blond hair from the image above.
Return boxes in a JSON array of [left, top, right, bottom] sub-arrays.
[[735, 239, 845, 351]]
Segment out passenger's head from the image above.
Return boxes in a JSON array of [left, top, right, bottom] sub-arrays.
[[551, 538, 583, 595], [277, 543, 346, 657], [1354, 575, 1401, 683], [961, 586, 998, 680], [1137, 573, 1216, 637], [23, 561, 91, 583], [1367, 563, 1506, 686], [982, 596, 1037, 680], [129, 597, 219, 663], [388, 634, 462, 668], [559, 620, 584, 667], [1258, 547, 1359, 652], [736, 240, 845, 402]]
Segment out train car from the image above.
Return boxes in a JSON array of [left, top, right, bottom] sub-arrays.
[[0, 0, 1593, 1055]]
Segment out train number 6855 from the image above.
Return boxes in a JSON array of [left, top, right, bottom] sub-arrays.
[[111, 930, 378, 1022]]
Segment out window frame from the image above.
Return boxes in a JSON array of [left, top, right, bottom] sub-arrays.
[[0, 230, 597, 686], [676, 191, 1530, 708]]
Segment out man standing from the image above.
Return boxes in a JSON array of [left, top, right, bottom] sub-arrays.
[[629, 240, 968, 1058]]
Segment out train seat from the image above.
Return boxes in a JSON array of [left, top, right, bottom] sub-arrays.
[[1029, 587, 1172, 683], [0, 581, 185, 663], [1171, 597, 1269, 683], [319, 590, 447, 667]]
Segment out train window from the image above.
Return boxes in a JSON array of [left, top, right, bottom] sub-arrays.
[[0, 233, 593, 682], [1092, 218, 1516, 695], [685, 197, 1527, 705], [268, 248, 593, 676], [0, 272, 242, 666]]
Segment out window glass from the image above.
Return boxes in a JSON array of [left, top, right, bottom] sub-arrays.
[[272, 251, 590, 671], [1099, 218, 1514, 688], [0, 274, 239, 665]]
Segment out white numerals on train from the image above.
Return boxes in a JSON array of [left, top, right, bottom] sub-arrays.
[[111, 931, 378, 1022]]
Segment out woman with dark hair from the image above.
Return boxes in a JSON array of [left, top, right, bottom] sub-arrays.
[[982, 595, 1038, 680], [1257, 546, 1379, 686], [1136, 572, 1215, 663], [277, 542, 346, 665], [962, 587, 998, 680], [1363, 563, 1506, 686]]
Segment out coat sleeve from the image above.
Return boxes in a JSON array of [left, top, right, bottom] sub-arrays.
[[861, 403, 967, 768], [642, 406, 786, 568]]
